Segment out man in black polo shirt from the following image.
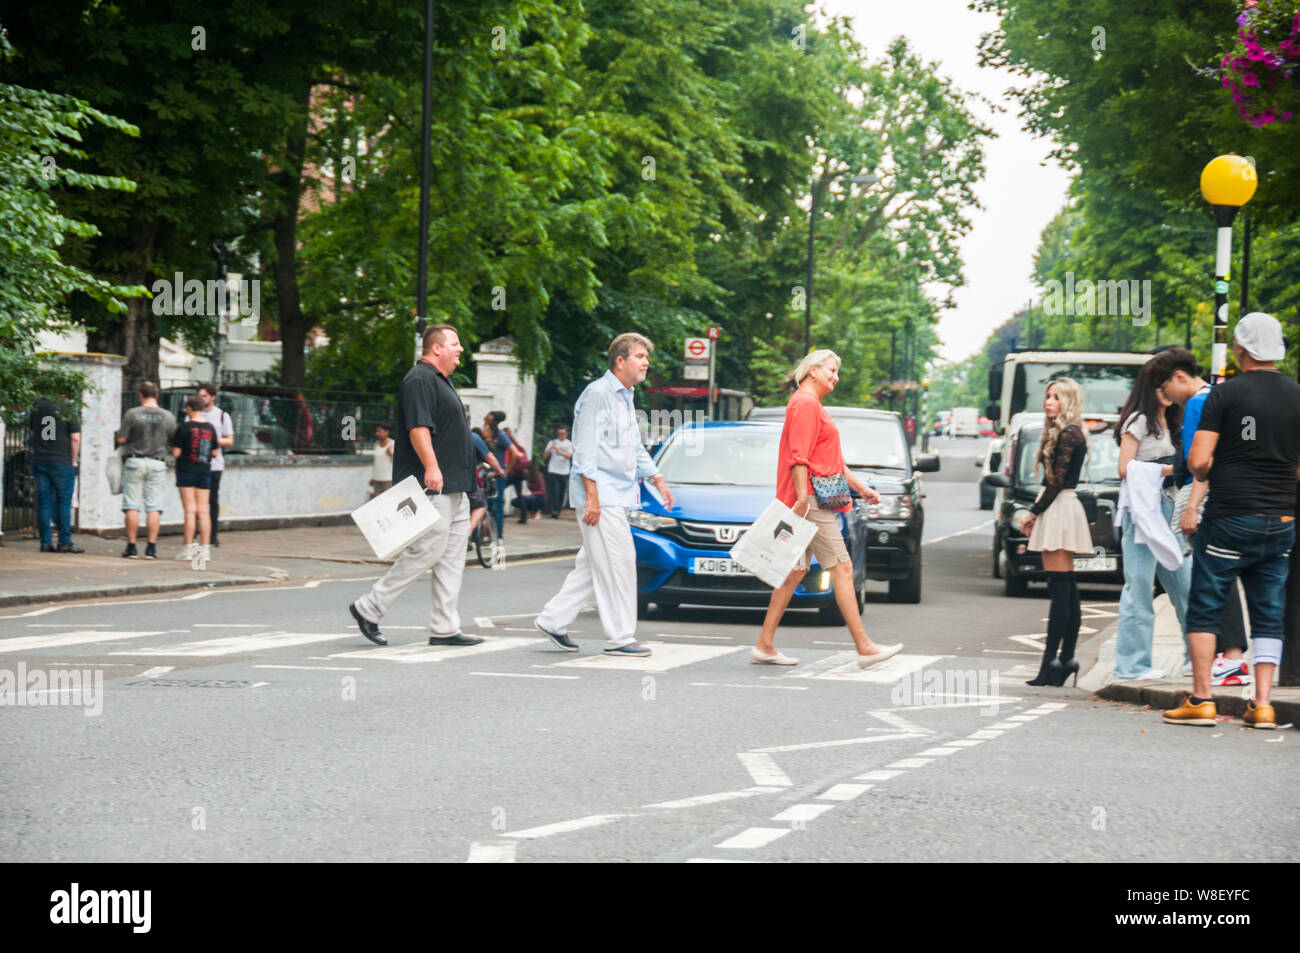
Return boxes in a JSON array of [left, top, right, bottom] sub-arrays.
[[349, 324, 482, 647]]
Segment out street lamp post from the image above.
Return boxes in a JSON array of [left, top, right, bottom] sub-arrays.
[[805, 172, 877, 353], [1199, 155, 1258, 381], [414, 0, 436, 359]]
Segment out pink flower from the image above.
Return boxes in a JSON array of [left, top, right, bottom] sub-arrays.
[[1232, 90, 1246, 103], [1242, 71, 1261, 86]]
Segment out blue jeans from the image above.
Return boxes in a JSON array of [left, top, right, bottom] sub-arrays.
[[32, 458, 76, 546], [492, 482, 506, 538], [1186, 515, 1295, 638], [1114, 496, 1192, 678]]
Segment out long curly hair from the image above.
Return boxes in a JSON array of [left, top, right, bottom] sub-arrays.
[[1035, 377, 1085, 474]]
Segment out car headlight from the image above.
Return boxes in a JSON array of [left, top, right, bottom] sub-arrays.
[[867, 495, 911, 519], [629, 510, 679, 532]]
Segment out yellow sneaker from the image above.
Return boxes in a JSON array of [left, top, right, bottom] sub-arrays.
[[1163, 695, 1216, 726], [1243, 701, 1276, 730]]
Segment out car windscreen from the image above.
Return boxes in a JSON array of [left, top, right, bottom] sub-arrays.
[[1011, 362, 1142, 419], [655, 427, 780, 486], [837, 417, 909, 470], [1017, 427, 1121, 485]]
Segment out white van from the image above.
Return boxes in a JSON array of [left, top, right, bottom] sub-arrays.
[[950, 407, 980, 438]]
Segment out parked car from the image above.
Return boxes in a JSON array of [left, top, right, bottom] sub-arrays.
[[984, 416, 1123, 596], [978, 416, 997, 437], [746, 405, 939, 602], [631, 421, 868, 623], [975, 437, 1003, 510]]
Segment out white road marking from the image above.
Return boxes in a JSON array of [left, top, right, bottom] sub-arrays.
[[646, 787, 783, 810], [885, 697, 1021, 711], [653, 633, 733, 640], [254, 664, 363, 671], [968, 729, 1004, 739], [466, 841, 517, 863], [771, 804, 835, 823], [925, 519, 995, 545], [944, 739, 985, 747], [504, 813, 635, 840], [8, 606, 66, 618], [784, 652, 950, 684], [470, 671, 580, 680], [194, 624, 264, 628], [474, 616, 496, 628], [549, 642, 745, 673], [716, 827, 791, 849], [737, 753, 792, 788], [854, 769, 904, 781], [25, 623, 113, 627], [689, 682, 808, 691], [1034, 702, 1069, 711], [817, 783, 872, 801], [179, 591, 214, 600], [115, 632, 359, 656], [866, 709, 934, 735], [918, 747, 962, 756], [885, 758, 933, 769], [987, 721, 1025, 730], [250, 681, 270, 688], [140, 666, 175, 678], [685, 858, 756, 863], [304, 580, 322, 589], [0, 630, 166, 653], [1006, 714, 1040, 721], [752, 731, 923, 754], [332, 636, 539, 663]]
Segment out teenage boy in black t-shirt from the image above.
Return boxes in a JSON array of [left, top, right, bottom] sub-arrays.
[[171, 395, 217, 571], [1165, 313, 1300, 731], [348, 324, 481, 648]]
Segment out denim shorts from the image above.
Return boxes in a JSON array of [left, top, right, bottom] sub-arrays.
[[1185, 515, 1295, 638], [176, 470, 211, 490], [121, 457, 167, 512]]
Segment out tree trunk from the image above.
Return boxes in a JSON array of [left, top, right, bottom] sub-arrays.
[[272, 84, 313, 389], [86, 223, 160, 384]]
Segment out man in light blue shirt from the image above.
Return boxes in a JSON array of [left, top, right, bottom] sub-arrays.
[[536, 333, 676, 657]]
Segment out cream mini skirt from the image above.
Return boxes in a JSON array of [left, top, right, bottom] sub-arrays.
[[1027, 488, 1093, 554]]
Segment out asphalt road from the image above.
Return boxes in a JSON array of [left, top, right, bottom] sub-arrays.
[[2, 435, 1294, 862]]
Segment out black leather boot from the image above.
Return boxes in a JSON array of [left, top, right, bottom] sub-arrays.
[[1027, 572, 1066, 686]]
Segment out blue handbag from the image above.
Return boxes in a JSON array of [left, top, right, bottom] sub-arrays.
[[810, 473, 851, 510]]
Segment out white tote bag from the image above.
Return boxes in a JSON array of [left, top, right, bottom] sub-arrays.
[[728, 498, 818, 588], [105, 445, 125, 495], [350, 475, 444, 560]]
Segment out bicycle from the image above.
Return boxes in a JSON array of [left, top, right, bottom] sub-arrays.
[[472, 463, 500, 569]]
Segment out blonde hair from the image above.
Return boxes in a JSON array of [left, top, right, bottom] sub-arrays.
[[793, 349, 840, 385], [1035, 377, 1086, 474]]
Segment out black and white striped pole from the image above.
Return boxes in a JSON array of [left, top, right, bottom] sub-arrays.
[[1199, 155, 1258, 382]]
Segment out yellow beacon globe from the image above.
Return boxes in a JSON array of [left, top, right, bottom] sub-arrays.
[[1200, 154, 1258, 207]]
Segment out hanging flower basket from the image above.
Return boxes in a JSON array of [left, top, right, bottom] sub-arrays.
[[1219, 1, 1300, 126]]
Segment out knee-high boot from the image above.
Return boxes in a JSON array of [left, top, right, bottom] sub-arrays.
[[1055, 571, 1082, 686], [1027, 571, 1067, 686]]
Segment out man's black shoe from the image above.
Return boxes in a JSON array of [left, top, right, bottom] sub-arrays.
[[144, 542, 158, 559], [56, 542, 85, 553], [40, 543, 56, 552], [349, 602, 386, 645], [211, 540, 220, 548], [122, 543, 138, 559], [428, 633, 484, 646]]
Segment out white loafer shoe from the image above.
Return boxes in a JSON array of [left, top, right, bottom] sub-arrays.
[[750, 648, 798, 666], [857, 643, 902, 669]]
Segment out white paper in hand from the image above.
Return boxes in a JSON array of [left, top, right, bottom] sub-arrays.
[[351, 475, 443, 560], [728, 498, 818, 588]]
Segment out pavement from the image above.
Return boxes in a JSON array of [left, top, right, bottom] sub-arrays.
[[0, 510, 584, 608], [1081, 594, 1300, 724]]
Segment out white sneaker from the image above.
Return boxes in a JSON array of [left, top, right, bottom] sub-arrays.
[[1180, 660, 1194, 677], [176, 542, 197, 561], [1211, 654, 1252, 686], [1112, 667, 1165, 681], [750, 648, 798, 665], [858, 643, 903, 669]]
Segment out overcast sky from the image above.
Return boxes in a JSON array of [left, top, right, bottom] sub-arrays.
[[821, 0, 1074, 363]]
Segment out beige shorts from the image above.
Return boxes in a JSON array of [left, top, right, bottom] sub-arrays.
[[794, 501, 851, 571]]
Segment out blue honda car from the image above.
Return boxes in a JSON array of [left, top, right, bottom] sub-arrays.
[[631, 421, 871, 624]]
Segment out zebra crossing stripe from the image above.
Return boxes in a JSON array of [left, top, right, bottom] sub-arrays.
[[0, 630, 166, 653]]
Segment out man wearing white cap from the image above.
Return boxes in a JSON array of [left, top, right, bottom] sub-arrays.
[[1165, 312, 1300, 730]]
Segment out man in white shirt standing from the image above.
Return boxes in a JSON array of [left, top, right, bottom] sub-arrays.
[[542, 425, 573, 517], [197, 383, 235, 547], [535, 333, 675, 657], [370, 422, 395, 498]]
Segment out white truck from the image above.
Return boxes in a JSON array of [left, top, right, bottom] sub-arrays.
[[950, 407, 980, 438], [987, 349, 1153, 435]]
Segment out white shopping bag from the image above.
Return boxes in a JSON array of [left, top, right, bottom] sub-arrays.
[[105, 445, 124, 495], [350, 475, 443, 560], [728, 498, 818, 588]]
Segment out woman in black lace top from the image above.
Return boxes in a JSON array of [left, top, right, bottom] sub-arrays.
[[1021, 379, 1092, 686]]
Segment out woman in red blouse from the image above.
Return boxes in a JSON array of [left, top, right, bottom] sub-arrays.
[[752, 349, 904, 669]]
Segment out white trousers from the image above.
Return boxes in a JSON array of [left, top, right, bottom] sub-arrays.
[[355, 493, 471, 636], [537, 505, 637, 648]]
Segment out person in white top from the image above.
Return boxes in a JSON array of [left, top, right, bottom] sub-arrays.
[[370, 423, 395, 498], [198, 383, 235, 547], [542, 425, 573, 517], [1112, 364, 1190, 681]]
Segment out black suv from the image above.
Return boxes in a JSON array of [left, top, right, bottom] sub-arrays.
[[746, 406, 939, 602], [983, 416, 1123, 596]]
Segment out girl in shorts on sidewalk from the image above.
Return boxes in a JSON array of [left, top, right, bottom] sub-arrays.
[[172, 395, 217, 571]]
